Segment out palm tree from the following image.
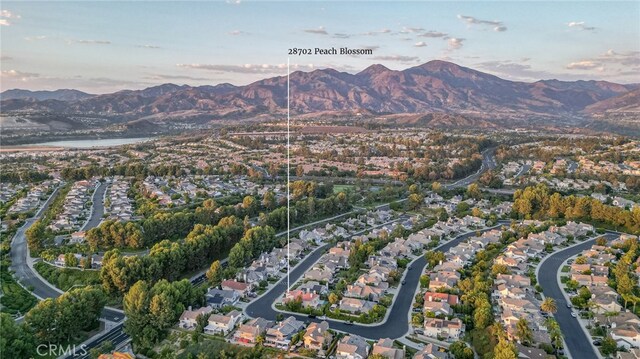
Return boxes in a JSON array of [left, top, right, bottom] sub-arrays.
[[516, 318, 534, 345], [541, 298, 557, 314]]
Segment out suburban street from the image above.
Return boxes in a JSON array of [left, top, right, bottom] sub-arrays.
[[537, 232, 619, 359], [245, 220, 511, 339], [81, 181, 107, 230]]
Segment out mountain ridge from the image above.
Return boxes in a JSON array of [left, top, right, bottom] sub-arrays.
[[1, 60, 638, 121]]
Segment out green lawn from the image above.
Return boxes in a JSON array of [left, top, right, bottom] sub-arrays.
[[34, 261, 101, 291]]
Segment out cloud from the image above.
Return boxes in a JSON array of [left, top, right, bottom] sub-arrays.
[[136, 44, 161, 49], [566, 61, 602, 70], [372, 55, 420, 63], [1, 55, 13, 61], [457, 14, 507, 32], [414, 42, 427, 48], [332, 33, 351, 39], [476, 60, 555, 81], [1, 10, 20, 19], [566, 50, 640, 72], [177, 63, 314, 74], [400, 26, 425, 34], [1, 69, 40, 81], [447, 38, 465, 50], [304, 26, 328, 35], [362, 45, 380, 50], [0, 9, 20, 26], [226, 0, 241, 4], [144, 73, 213, 81], [228, 30, 248, 36], [25, 35, 48, 41], [67, 39, 111, 45], [362, 28, 392, 36], [419, 31, 448, 38], [568, 21, 596, 31]]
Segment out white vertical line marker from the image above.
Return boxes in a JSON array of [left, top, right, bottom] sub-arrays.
[[287, 57, 290, 294]]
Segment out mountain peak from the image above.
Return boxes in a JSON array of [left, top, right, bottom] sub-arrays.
[[357, 64, 391, 77]]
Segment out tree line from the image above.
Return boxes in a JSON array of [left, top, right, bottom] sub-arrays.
[[100, 215, 244, 295], [513, 184, 640, 234]]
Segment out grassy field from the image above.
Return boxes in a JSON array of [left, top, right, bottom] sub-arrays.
[[34, 261, 101, 291]]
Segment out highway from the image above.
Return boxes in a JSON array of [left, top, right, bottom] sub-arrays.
[[444, 147, 497, 190], [537, 232, 619, 359], [245, 220, 511, 339]]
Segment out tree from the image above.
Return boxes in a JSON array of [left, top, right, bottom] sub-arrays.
[[0, 313, 36, 358], [541, 298, 557, 314], [473, 303, 492, 329], [25, 220, 47, 254], [206, 260, 223, 287], [407, 193, 424, 210], [466, 183, 481, 200], [494, 337, 517, 359], [516, 318, 533, 345], [328, 293, 339, 305], [25, 286, 106, 344], [411, 312, 424, 326], [601, 336, 618, 355], [449, 341, 474, 359], [262, 191, 276, 210], [431, 182, 442, 193], [64, 253, 78, 267]]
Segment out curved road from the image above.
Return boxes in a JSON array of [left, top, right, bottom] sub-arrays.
[[537, 232, 619, 359], [10, 183, 123, 323], [246, 220, 511, 339]]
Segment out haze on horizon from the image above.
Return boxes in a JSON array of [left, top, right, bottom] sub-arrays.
[[1, 1, 639, 94]]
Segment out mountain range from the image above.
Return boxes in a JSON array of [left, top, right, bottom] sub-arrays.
[[1, 60, 638, 129]]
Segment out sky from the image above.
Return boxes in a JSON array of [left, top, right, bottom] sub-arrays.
[[1, 1, 639, 93]]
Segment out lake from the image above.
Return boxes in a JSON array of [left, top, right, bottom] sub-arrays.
[[20, 137, 152, 148]]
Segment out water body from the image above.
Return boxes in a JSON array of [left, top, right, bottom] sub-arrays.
[[20, 137, 151, 148]]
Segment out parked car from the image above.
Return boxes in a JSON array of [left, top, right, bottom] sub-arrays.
[[571, 312, 577, 318]]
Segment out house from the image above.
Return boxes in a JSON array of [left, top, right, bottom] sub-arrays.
[[264, 316, 306, 349], [304, 266, 333, 283], [336, 334, 370, 359], [303, 321, 332, 351], [423, 318, 465, 341], [233, 317, 273, 345], [221, 280, 251, 297], [70, 231, 86, 244], [339, 297, 375, 314], [284, 290, 322, 309], [423, 300, 452, 316], [204, 310, 242, 335], [345, 284, 385, 302], [297, 280, 329, 296], [515, 343, 550, 359], [413, 343, 447, 359], [424, 292, 459, 306], [371, 338, 405, 359], [206, 288, 239, 308], [612, 324, 640, 349], [178, 306, 213, 330]]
